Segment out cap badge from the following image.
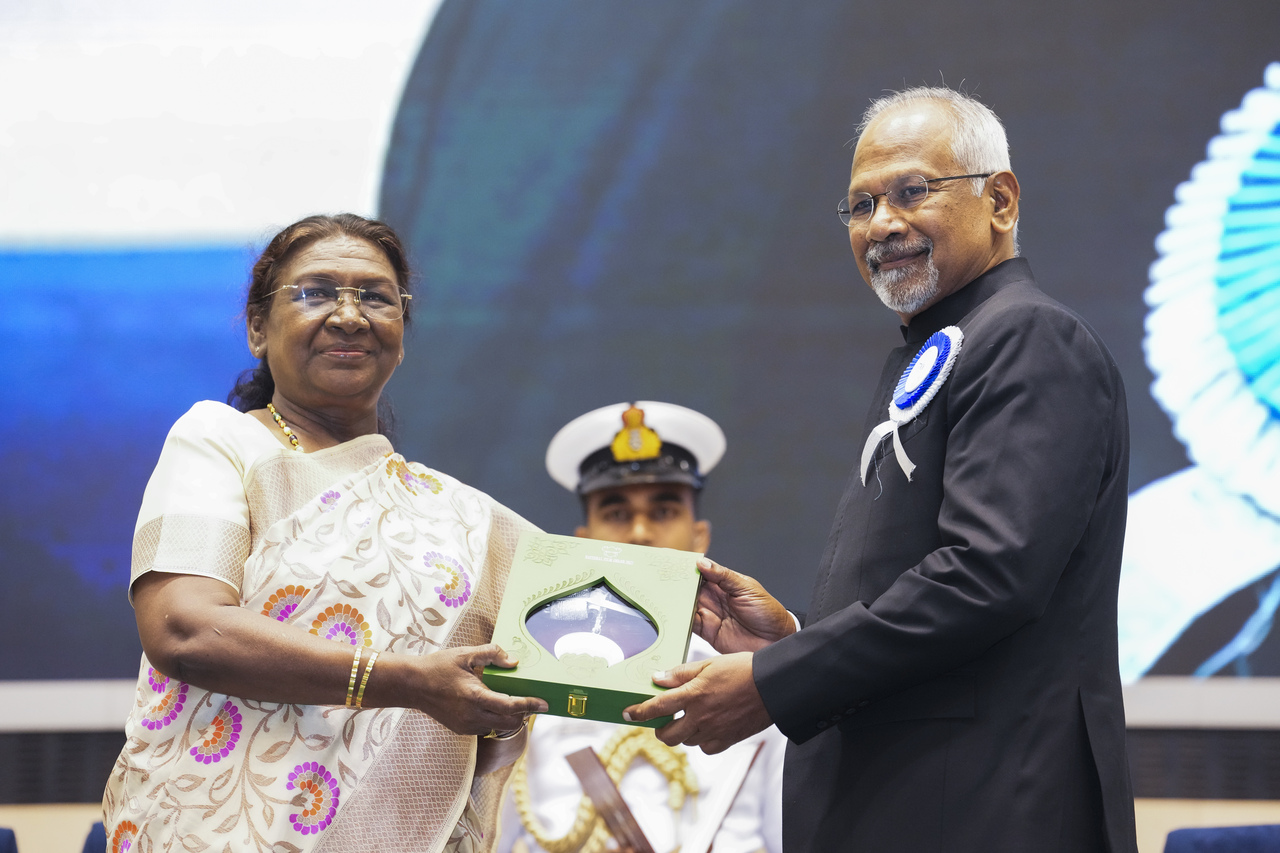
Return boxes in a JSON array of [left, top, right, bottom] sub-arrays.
[[860, 326, 963, 484], [610, 405, 663, 462]]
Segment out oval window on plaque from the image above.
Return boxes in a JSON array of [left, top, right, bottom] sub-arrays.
[[525, 582, 659, 667]]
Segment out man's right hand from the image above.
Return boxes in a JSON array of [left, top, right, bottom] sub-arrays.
[[693, 558, 796, 653]]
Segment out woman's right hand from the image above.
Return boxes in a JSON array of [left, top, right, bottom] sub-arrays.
[[135, 572, 547, 733], [381, 643, 548, 736]]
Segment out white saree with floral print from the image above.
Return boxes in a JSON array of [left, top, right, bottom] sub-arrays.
[[104, 401, 534, 853]]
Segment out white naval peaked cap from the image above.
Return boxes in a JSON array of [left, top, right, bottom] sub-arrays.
[[545, 401, 727, 494]]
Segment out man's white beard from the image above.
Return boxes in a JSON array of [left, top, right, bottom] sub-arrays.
[[868, 244, 940, 316]]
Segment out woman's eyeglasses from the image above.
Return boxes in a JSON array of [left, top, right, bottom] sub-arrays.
[[261, 281, 412, 321]]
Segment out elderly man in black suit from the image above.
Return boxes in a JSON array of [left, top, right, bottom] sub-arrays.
[[625, 86, 1138, 852]]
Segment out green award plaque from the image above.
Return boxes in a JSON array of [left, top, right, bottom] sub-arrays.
[[482, 531, 702, 727]]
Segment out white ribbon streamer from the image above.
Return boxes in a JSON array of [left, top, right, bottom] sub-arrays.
[[859, 419, 916, 484]]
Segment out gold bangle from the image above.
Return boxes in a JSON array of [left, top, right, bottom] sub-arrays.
[[344, 645, 364, 708], [484, 718, 527, 740], [354, 650, 379, 710]]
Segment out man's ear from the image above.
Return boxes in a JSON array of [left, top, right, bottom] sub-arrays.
[[574, 525, 590, 539], [692, 519, 711, 554], [989, 170, 1020, 236]]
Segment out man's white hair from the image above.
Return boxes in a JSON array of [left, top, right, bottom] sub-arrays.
[[856, 87, 1018, 249]]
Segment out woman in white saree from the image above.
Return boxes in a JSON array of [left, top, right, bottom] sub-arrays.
[[103, 214, 547, 853]]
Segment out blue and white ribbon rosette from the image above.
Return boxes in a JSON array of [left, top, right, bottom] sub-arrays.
[[860, 326, 963, 485]]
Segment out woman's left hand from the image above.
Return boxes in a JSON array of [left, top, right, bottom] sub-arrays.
[[474, 724, 530, 776]]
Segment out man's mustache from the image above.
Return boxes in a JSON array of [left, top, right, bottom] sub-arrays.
[[866, 237, 933, 272]]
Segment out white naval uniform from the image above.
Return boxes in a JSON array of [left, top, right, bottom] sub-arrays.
[[497, 635, 785, 853]]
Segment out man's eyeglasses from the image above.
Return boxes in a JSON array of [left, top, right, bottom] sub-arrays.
[[838, 173, 992, 226], [261, 281, 412, 321]]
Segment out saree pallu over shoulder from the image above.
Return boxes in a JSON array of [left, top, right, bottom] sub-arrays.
[[106, 445, 534, 853]]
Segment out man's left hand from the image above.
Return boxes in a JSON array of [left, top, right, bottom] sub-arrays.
[[622, 652, 772, 754]]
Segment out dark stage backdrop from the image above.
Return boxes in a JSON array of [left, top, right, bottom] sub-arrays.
[[3, 0, 1278, 682], [376, 1, 1278, 646]]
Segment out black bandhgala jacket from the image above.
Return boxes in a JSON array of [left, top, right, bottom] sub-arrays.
[[754, 258, 1137, 853]]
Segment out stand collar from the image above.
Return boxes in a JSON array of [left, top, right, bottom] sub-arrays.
[[900, 257, 1034, 344]]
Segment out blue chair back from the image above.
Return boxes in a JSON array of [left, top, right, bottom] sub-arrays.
[[1165, 824, 1280, 852], [82, 821, 106, 853]]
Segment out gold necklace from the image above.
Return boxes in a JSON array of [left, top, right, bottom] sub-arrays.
[[266, 403, 303, 452]]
